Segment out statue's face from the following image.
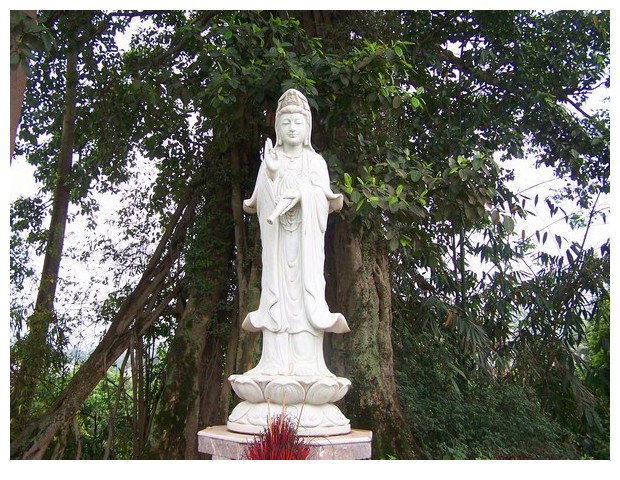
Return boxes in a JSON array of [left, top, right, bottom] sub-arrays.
[[277, 113, 307, 147]]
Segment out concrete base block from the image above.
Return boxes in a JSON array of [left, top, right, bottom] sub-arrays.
[[198, 425, 372, 460]]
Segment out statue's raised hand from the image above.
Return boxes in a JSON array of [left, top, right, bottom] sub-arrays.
[[262, 138, 278, 176]]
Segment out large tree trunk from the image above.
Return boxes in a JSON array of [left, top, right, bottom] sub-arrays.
[[144, 154, 235, 459], [145, 295, 229, 459], [11, 46, 78, 432], [325, 215, 419, 459], [219, 146, 262, 418]]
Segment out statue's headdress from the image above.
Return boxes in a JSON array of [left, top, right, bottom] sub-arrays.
[[275, 89, 314, 151]]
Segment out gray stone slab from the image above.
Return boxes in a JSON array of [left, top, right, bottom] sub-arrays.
[[198, 425, 372, 460]]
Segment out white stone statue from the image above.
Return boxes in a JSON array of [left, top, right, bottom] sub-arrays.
[[227, 89, 352, 436]]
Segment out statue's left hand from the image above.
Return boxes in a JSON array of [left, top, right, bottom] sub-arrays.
[[282, 190, 301, 206]]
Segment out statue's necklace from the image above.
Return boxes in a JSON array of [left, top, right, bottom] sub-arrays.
[[281, 151, 303, 171]]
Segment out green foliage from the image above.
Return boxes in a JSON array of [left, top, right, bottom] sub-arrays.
[[10, 310, 72, 439], [584, 299, 610, 398], [10, 11, 55, 74], [10, 196, 48, 294], [391, 216, 610, 459], [511, 244, 609, 430], [15, 11, 140, 208], [580, 301, 609, 460], [395, 330, 574, 459], [48, 338, 169, 460], [68, 364, 132, 459]]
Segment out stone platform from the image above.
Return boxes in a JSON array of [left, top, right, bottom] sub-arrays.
[[198, 425, 372, 460]]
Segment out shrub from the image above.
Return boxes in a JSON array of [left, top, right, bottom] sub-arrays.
[[395, 332, 575, 459], [244, 414, 310, 460]]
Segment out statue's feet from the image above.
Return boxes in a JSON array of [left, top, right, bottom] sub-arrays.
[[290, 366, 315, 376], [245, 362, 285, 376], [290, 364, 335, 377]]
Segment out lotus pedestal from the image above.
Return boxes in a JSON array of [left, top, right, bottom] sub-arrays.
[[226, 374, 351, 436]]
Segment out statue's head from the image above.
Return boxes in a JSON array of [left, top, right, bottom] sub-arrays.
[[275, 89, 314, 151]]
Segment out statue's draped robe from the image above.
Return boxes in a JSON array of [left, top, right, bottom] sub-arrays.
[[243, 149, 349, 336]]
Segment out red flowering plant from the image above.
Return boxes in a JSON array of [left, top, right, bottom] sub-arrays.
[[243, 414, 311, 460]]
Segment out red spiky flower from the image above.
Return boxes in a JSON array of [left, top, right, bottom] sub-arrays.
[[244, 415, 310, 460]]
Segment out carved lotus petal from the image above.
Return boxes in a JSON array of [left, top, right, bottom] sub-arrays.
[[297, 404, 323, 427], [246, 404, 274, 426], [229, 375, 264, 403], [321, 403, 350, 426], [227, 401, 252, 423], [332, 378, 351, 402], [264, 378, 305, 404], [305, 378, 340, 405]]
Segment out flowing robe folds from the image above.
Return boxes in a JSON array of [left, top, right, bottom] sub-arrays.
[[242, 149, 349, 375]]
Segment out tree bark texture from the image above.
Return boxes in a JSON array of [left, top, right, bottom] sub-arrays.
[[325, 215, 419, 459], [219, 146, 262, 419], [103, 351, 129, 459], [145, 295, 228, 459]]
